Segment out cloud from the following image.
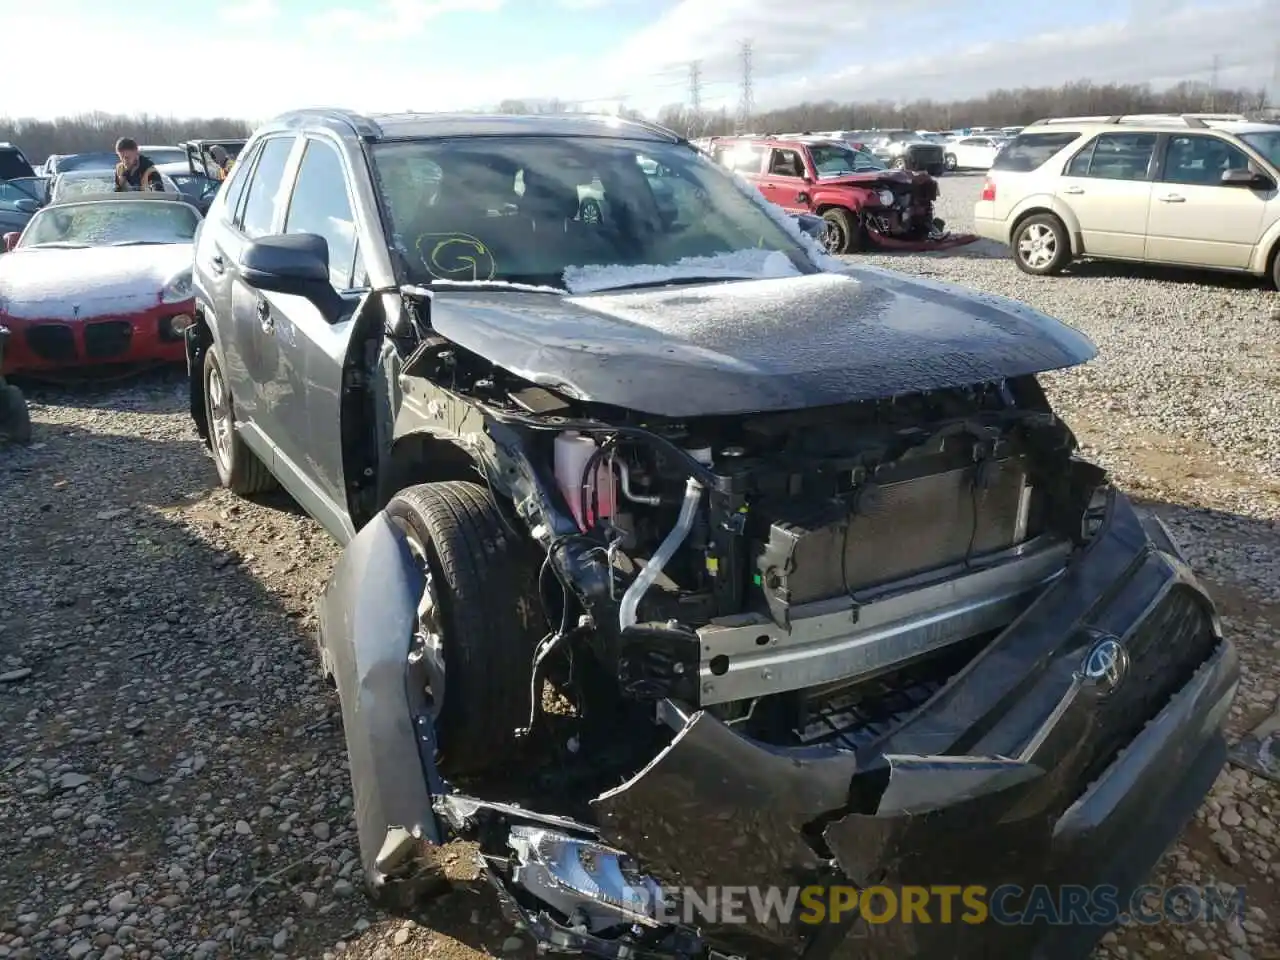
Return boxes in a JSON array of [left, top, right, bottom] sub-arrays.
[[218, 0, 277, 25], [805, 3, 1280, 107], [589, 0, 1278, 115], [306, 0, 502, 42]]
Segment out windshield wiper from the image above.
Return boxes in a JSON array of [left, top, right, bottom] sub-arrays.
[[30, 242, 88, 249], [584, 275, 758, 293], [110, 240, 176, 246]]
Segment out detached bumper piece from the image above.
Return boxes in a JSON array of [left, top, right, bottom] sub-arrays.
[[865, 229, 981, 253]]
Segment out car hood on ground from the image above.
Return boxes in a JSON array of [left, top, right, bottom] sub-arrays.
[[425, 268, 1097, 417], [0, 244, 192, 320]]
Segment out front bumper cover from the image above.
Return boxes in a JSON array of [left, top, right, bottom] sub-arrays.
[[317, 492, 1237, 960]]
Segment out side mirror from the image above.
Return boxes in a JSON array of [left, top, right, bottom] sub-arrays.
[[239, 233, 345, 323], [13, 199, 38, 215], [3, 232, 19, 252], [1221, 168, 1273, 189]]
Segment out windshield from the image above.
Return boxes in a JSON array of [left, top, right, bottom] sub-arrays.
[[1240, 130, 1280, 168], [371, 136, 816, 291], [886, 132, 915, 142], [8, 177, 48, 201], [20, 201, 199, 248], [56, 152, 118, 173], [808, 143, 888, 176], [143, 147, 187, 165], [53, 173, 116, 199]]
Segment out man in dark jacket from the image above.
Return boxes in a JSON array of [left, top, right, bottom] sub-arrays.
[[114, 138, 163, 192]]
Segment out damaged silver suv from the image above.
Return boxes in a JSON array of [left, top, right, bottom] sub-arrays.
[[185, 109, 1238, 960]]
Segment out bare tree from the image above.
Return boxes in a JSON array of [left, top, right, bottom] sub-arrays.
[[5, 78, 1269, 164], [1, 112, 252, 164], [655, 79, 1269, 137]]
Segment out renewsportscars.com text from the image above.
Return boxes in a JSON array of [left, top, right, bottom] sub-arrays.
[[638, 883, 1245, 927]]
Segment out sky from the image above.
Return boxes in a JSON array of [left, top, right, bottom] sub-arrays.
[[2, 0, 1277, 121]]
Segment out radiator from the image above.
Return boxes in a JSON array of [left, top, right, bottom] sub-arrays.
[[753, 457, 1032, 620]]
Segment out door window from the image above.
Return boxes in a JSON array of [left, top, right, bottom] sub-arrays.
[[239, 137, 296, 238], [768, 148, 805, 178], [1064, 133, 1156, 181], [284, 139, 360, 289], [1161, 136, 1251, 186], [220, 140, 261, 226]]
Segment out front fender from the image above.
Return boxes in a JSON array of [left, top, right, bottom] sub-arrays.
[[1248, 207, 1280, 275], [317, 511, 444, 893], [812, 189, 861, 213]]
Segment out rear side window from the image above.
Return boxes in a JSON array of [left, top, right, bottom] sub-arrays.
[[1065, 133, 1157, 182], [239, 137, 296, 238], [714, 143, 765, 174], [992, 132, 1081, 172]]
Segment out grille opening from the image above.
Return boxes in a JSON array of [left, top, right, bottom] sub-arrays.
[[84, 321, 133, 359], [26, 324, 76, 362], [718, 629, 997, 752]]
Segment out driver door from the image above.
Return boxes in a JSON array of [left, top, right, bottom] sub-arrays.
[[758, 148, 810, 213], [271, 135, 370, 528]]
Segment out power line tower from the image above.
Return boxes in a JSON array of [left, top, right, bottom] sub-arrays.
[[688, 60, 703, 114], [1205, 54, 1221, 110], [735, 40, 754, 134]]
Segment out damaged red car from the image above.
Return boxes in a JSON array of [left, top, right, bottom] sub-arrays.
[[187, 111, 1237, 960], [708, 135, 979, 254]]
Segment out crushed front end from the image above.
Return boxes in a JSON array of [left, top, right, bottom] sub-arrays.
[[317, 355, 1236, 959], [855, 174, 980, 252]]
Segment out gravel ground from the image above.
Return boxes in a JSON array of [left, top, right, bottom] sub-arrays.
[[1, 175, 1277, 959]]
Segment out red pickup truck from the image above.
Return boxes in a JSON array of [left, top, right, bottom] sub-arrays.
[[706, 135, 976, 254]]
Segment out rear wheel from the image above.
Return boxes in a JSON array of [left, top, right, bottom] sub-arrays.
[[944, 153, 958, 172], [579, 197, 601, 224], [891, 157, 907, 170], [1271, 244, 1280, 290], [202, 346, 277, 494], [1012, 213, 1070, 276], [384, 481, 542, 778]]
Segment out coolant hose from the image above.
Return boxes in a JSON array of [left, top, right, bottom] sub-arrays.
[[618, 476, 704, 632]]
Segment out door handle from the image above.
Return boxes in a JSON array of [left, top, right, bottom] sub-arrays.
[[256, 298, 274, 333], [209, 253, 225, 275], [1157, 194, 1186, 203], [1062, 187, 1085, 195]]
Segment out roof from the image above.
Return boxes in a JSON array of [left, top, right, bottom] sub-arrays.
[[264, 108, 682, 143], [1023, 113, 1280, 135], [45, 192, 193, 208]]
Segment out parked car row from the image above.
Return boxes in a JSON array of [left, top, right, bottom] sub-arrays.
[[1, 139, 238, 239]]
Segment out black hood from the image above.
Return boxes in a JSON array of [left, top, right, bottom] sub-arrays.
[[426, 268, 1097, 417]]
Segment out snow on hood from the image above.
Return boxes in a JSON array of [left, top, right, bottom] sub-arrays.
[[562, 249, 801, 295], [728, 170, 849, 273], [0, 243, 192, 319]]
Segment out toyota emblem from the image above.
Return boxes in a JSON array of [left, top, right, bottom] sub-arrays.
[[1081, 636, 1129, 694]]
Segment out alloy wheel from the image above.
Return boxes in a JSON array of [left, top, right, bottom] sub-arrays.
[[206, 363, 234, 471], [1017, 223, 1058, 271]]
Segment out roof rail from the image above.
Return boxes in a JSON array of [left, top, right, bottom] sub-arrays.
[[270, 108, 381, 138], [1028, 112, 1247, 128]]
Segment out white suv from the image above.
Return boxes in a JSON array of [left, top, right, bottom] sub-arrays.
[[972, 114, 1280, 286]]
